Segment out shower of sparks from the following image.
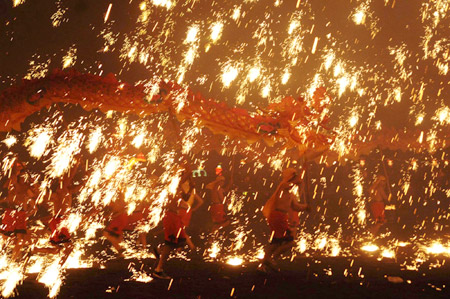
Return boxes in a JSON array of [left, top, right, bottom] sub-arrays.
[[434, 106, 450, 125], [46, 129, 84, 178], [51, 1, 67, 27], [2, 136, 17, 148], [126, 266, 153, 283], [0, 1, 449, 297], [221, 64, 239, 88], [23, 58, 51, 80], [0, 264, 23, 298], [12, 0, 25, 7], [351, 166, 366, 226], [210, 22, 224, 43], [25, 125, 55, 159], [87, 127, 103, 153], [38, 260, 63, 298], [62, 46, 77, 69]]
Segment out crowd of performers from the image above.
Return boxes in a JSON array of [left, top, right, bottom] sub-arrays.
[[0, 154, 402, 280]]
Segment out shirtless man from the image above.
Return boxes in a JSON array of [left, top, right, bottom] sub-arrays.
[[1, 162, 36, 261], [369, 175, 388, 235], [35, 157, 82, 266], [261, 168, 309, 272], [124, 200, 149, 247], [153, 166, 196, 280], [123, 174, 161, 248], [206, 175, 231, 232], [103, 190, 129, 257], [177, 176, 203, 229]]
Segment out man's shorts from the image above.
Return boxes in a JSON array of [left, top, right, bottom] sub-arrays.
[[268, 210, 293, 244], [1, 209, 27, 235], [371, 201, 385, 224], [105, 213, 129, 237], [178, 208, 192, 227], [288, 209, 300, 229], [124, 211, 145, 231], [49, 216, 71, 245], [210, 203, 227, 224], [163, 211, 186, 247]]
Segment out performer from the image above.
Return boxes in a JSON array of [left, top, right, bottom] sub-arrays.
[[153, 165, 196, 280], [119, 155, 155, 248], [0, 161, 36, 261], [35, 155, 82, 267], [123, 201, 149, 247], [103, 190, 128, 257], [369, 175, 388, 235], [177, 176, 203, 229], [260, 168, 309, 272], [206, 175, 231, 232], [288, 208, 301, 240]]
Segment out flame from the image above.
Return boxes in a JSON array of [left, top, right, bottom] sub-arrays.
[[281, 69, 291, 84], [415, 114, 425, 125], [381, 249, 395, 259], [131, 133, 145, 149], [226, 257, 243, 266], [348, 114, 358, 128], [232, 7, 241, 20], [434, 106, 450, 125], [426, 242, 449, 255], [247, 66, 260, 83], [208, 241, 221, 258], [361, 244, 379, 252]]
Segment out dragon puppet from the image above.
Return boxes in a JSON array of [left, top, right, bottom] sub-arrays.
[[0, 69, 334, 159], [1, 70, 447, 161]]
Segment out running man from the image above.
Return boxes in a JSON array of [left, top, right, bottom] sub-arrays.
[[1, 161, 37, 261], [206, 175, 231, 232], [103, 190, 128, 257], [178, 176, 203, 229], [369, 174, 388, 235], [153, 165, 196, 280], [36, 156, 82, 267], [261, 168, 310, 272]]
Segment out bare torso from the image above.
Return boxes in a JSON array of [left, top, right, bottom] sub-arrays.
[[370, 182, 387, 202], [210, 185, 225, 204], [6, 173, 34, 211], [273, 180, 307, 213], [273, 182, 296, 213]]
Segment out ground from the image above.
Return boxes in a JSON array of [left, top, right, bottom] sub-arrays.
[[10, 255, 450, 299]]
